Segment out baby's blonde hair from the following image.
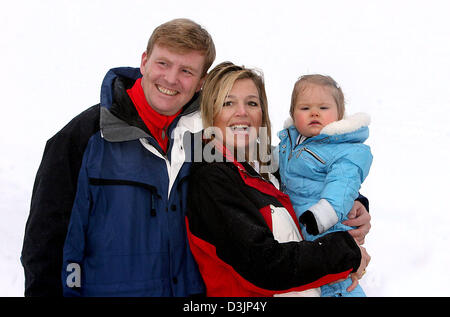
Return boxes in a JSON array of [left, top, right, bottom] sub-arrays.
[[290, 74, 345, 120]]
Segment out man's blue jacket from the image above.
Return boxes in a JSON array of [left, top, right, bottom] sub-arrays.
[[21, 67, 206, 296]]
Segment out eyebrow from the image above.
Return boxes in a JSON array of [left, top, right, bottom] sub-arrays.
[[180, 64, 199, 73], [226, 94, 259, 99], [296, 102, 334, 106], [155, 57, 200, 74]]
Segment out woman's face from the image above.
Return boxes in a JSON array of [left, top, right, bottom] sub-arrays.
[[213, 78, 263, 156]]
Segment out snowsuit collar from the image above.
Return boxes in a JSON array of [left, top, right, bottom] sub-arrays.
[[279, 112, 371, 145]]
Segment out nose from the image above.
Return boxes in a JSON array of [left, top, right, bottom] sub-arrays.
[[164, 67, 179, 85], [235, 102, 248, 116], [311, 109, 319, 117]]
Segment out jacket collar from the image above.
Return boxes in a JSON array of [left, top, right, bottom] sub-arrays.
[[320, 112, 370, 136], [278, 112, 371, 144], [99, 67, 201, 142]]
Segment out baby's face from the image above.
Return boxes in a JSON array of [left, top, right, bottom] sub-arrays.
[[293, 83, 339, 137]]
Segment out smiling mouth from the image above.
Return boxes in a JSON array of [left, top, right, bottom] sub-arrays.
[[228, 124, 251, 134], [156, 84, 178, 96], [231, 124, 249, 130]]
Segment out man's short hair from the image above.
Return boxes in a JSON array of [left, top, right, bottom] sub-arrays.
[[147, 18, 216, 77]]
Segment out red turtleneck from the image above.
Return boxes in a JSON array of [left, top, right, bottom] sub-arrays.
[[127, 78, 182, 153]]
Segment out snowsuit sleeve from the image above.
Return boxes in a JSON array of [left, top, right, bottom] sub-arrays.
[[187, 163, 362, 293], [313, 144, 373, 233]]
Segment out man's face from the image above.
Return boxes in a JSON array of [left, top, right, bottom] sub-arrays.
[[140, 44, 206, 116]]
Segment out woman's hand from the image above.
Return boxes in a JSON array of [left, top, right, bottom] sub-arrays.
[[343, 200, 371, 245], [346, 244, 371, 292]]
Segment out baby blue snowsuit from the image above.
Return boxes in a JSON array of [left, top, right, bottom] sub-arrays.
[[277, 113, 373, 297]]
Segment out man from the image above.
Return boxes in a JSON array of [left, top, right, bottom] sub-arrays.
[[21, 18, 370, 297], [21, 18, 215, 296]]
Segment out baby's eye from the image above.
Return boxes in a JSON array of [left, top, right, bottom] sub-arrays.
[[320, 106, 329, 110]]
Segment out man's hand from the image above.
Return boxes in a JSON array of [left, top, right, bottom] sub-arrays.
[[347, 244, 371, 292], [342, 200, 371, 245]]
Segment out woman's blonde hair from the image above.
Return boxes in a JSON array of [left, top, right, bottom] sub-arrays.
[[290, 74, 345, 120], [146, 18, 216, 77], [200, 62, 272, 178]]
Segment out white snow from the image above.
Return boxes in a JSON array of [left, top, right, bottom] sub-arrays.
[[1, 0, 450, 297]]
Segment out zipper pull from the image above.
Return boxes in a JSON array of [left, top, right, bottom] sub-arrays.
[[161, 125, 167, 141], [150, 194, 156, 217], [296, 148, 305, 159]]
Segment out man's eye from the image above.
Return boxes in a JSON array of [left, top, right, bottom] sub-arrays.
[[183, 69, 193, 75]]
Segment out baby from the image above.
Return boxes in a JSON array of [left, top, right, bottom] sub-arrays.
[[278, 74, 373, 297]]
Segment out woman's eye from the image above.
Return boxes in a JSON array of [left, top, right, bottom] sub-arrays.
[[223, 101, 233, 106], [248, 101, 259, 107]]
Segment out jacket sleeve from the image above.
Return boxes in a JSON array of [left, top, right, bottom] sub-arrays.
[[61, 155, 91, 297], [21, 105, 99, 296], [311, 145, 373, 234], [356, 193, 369, 212], [187, 164, 361, 292]]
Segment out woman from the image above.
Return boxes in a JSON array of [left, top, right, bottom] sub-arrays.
[[186, 62, 370, 296]]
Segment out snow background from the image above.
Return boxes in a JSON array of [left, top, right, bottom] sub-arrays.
[[1, 0, 450, 297]]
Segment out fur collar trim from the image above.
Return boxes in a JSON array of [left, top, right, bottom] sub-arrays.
[[283, 112, 371, 136]]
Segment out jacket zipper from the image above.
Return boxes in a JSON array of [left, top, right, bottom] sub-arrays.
[[236, 164, 272, 184], [287, 130, 295, 161], [289, 146, 326, 164], [89, 178, 159, 192], [285, 130, 326, 164], [89, 178, 160, 216], [301, 147, 326, 164]]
